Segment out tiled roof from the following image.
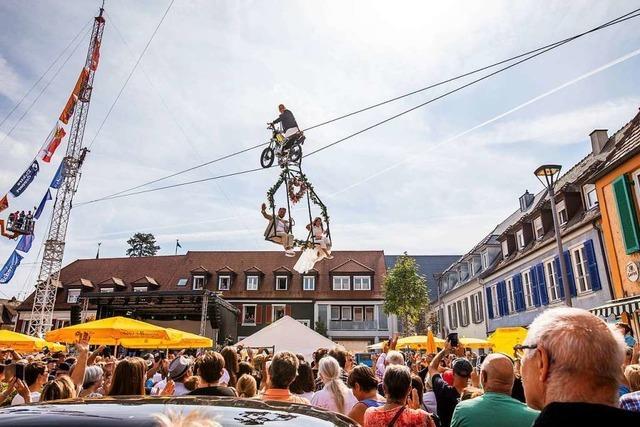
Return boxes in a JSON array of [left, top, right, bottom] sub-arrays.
[[384, 255, 461, 302], [18, 250, 387, 311], [591, 109, 640, 180]]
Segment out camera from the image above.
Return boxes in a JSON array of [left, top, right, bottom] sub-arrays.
[[447, 332, 459, 348]]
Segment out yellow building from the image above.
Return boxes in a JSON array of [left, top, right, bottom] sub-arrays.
[[592, 110, 640, 334]]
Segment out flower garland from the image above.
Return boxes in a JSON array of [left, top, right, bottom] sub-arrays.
[[288, 176, 307, 204]]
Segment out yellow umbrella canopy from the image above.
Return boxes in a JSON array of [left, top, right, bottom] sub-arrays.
[[120, 328, 212, 349], [487, 327, 528, 356], [397, 335, 446, 350], [45, 316, 174, 345], [459, 337, 495, 349], [0, 330, 65, 353]]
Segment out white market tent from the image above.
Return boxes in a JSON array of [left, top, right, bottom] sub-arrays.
[[236, 315, 336, 361]]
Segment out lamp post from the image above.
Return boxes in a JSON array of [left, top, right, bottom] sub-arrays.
[[534, 165, 571, 307]]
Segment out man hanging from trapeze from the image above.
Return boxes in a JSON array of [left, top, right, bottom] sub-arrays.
[[261, 203, 295, 257]]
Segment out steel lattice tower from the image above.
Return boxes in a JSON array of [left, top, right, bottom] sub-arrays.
[[28, 8, 105, 337]]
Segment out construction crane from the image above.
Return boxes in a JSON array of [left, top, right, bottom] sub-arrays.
[[28, 7, 106, 337]]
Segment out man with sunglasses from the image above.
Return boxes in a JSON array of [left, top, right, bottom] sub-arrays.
[[450, 353, 539, 427], [519, 307, 640, 426]]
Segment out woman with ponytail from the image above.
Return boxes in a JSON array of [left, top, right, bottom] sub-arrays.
[[310, 356, 357, 415]]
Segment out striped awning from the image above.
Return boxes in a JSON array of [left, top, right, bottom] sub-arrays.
[[589, 295, 640, 318]]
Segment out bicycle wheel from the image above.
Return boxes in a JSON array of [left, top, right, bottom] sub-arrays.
[[260, 147, 275, 168]]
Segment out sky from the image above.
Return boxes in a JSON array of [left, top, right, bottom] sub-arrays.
[[0, 0, 639, 300]]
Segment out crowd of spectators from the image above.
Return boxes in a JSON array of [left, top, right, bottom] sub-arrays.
[[1, 308, 640, 426]]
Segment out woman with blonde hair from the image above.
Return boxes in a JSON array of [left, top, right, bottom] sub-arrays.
[[236, 374, 257, 398], [310, 356, 357, 415], [41, 375, 76, 402], [108, 357, 146, 396]]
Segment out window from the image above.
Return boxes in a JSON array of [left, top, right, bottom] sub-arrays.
[[501, 240, 509, 259], [471, 292, 484, 323], [353, 307, 364, 322], [217, 276, 230, 291], [448, 304, 458, 329], [341, 306, 352, 320], [330, 306, 341, 321], [506, 278, 516, 314], [365, 306, 374, 321], [516, 230, 525, 249], [272, 304, 286, 321], [176, 278, 187, 287], [303, 276, 315, 291], [333, 276, 350, 290], [100, 287, 114, 293], [193, 275, 206, 291], [557, 200, 568, 225], [246, 276, 259, 291], [275, 276, 288, 291], [572, 246, 592, 293], [481, 251, 489, 270], [491, 285, 500, 318], [584, 184, 598, 209], [242, 305, 257, 325], [133, 286, 147, 292], [534, 216, 544, 239], [67, 289, 81, 304], [458, 298, 469, 327], [522, 270, 534, 308], [545, 260, 560, 301], [354, 276, 371, 291]]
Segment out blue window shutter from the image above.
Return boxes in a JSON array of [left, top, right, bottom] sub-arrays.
[[612, 175, 640, 254], [536, 263, 549, 305], [563, 250, 576, 296], [486, 287, 494, 319], [513, 274, 525, 312], [584, 239, 602, 291], [554, 257, 565, 299], [498, 281, 508, 316], [530, 267, 541, 307]]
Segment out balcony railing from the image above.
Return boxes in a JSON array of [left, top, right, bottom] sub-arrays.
[[329, 320, 386, 331]]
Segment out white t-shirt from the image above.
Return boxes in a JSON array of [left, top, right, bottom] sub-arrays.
[[151, 379, 190, 396], [310, 385, 357, 416], [220, 368, 230, 385], [11, 391, 40, 406]]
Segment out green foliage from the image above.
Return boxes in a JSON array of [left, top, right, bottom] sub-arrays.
[[383, 253, 430, 334], [315, 320, 328, 337], [126, 232, 161, 257]]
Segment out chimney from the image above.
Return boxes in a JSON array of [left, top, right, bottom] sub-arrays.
[[589, 129, 608, 154], [519, 190, 535, 212]]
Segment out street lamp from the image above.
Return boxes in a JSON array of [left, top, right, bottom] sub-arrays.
[[534, 164, 571, 307]]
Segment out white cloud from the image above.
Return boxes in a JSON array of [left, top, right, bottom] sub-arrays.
[[0, 54, 23, 102]]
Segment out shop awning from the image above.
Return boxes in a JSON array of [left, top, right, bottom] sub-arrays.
[[589, 295, 640, 318]]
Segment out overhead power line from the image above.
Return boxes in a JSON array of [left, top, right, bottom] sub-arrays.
[[76, 7, 640, 206]]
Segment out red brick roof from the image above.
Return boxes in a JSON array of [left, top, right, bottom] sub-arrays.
[[18, 250, 387, 311]]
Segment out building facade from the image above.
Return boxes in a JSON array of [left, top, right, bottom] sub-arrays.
[[16, 250, 393, 350], [592, 110, 640, 335]]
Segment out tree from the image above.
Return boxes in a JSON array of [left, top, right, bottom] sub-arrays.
[[126, 233, 160, 257], [383, 253, 430, 336], [315, 320, 328, 337]]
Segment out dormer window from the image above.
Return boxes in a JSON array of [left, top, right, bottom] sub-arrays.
[[481, 251, 489, 270], [246, 275, 259, 291], [275, 276, 288, 291], [584, 184, 598, 210], [67, 289, 81, 303], [193, 276, 206, 291], [133, 286, 147, 292], [502, 240, 510, 259], [557, 200, 568, 225], [218, 276, 231, 291], [100, 287, 114, 293], [516, 229, 525, 249], [534, 216, 544, 240]]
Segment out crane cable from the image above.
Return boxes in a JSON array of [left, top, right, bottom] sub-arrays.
[[79, 7, 640, 202]]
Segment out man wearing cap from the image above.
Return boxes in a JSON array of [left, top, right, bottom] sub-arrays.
[[429, 341, 472, 427], [153, 356, 192, 396], [450, 354, 539, 427]]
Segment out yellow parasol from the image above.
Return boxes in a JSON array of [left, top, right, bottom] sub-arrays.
[[487, 327, 528, 356], [397, 334, 446, 350], [425, 329, 437, 353], [45, 316, 175, 345], [119, 328, 213, 349], [459, 337, 495, 349], [0, 330, 65, 353]]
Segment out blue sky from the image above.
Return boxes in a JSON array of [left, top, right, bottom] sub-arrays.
[[1, 0, 639, 300]]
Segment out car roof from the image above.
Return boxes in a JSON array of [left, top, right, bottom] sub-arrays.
[[0, 396, 356, 426]]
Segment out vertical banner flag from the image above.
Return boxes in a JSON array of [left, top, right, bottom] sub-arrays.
[[16, 234, 34, 253], [10, 161, 40, 197], [0, 251, 23, 284], [34, 189, 52, 220], [91, 40, 101, 71], [0, 194, 8, 214], [50, 162, 65, 189], [41, 125, 67, 163], [59, 67, 89, 124]]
